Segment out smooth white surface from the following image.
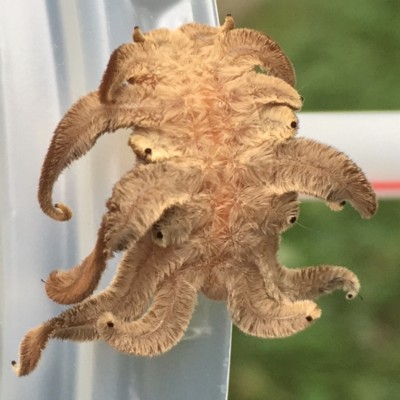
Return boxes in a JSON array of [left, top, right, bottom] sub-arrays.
[[1, 1, 231, 399], [299, 112, 400, 196]]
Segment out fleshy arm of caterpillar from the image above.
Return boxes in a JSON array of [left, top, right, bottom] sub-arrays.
[[254, 138, 377, 219]]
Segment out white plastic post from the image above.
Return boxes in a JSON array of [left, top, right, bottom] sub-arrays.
[[299, 112, 400, 198], [0, 1, 232, 399]]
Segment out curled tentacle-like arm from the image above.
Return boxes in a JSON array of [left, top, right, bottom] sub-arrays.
[[44, 161, 201, 304], [39, 91, 109, 221], [97, 274, 200, 356], [220, 28, 296, 86], [261, 191, 300, 234], [11, 316, 101, 377], [275, 265, 360, 302], [103, 162, 201, 253], [113, 241, 197, 323], [226, 263, 321, 338], [151, 196, 211, 248], [44, 232, 107, 305], [12, 236, 194, 376], [58, 239, 188, 332], [99, 43, 139, 102], [236, 74, 303, 111], [38, 88, 163, 221], [12, 241, 145, 377], [255, 138, 377, 218]]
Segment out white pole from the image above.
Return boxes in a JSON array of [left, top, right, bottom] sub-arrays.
[[299, 112, 400, 197]]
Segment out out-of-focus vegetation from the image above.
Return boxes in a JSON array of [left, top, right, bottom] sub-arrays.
[[220, 0, 400, 111], [230, 201, 400, 400], [226, 1, 400, 399]]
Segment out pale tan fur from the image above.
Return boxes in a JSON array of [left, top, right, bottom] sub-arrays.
[[44, 160, 202, 304], [37, 16, 301, 222], [14, 17, 377, 376]]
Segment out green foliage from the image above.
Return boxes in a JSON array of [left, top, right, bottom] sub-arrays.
[[239, 0, 400, 111], [253, 65, 268, 75], [229, 200, 400, 399], [228, 3, 399, 398]]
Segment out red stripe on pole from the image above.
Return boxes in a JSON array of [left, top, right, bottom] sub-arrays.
[[372, 181, 400, 191]]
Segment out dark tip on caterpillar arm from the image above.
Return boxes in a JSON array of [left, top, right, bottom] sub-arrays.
[[221, 14, 234, 32], [55, 203, 73, 220], [327, 200, 347, 212], [47, 203, 73, 222], [133, 26, 146, 43], [346, 289, 359, 300], [12, 323, 54, 376]]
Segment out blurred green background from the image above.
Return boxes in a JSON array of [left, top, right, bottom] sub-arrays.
[[216, 1, 400, 399]]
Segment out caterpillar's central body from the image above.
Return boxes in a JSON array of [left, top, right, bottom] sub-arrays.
[[13, 16, 376, 377]]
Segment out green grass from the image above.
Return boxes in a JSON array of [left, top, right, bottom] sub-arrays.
[[238, 0, 400, 111], [227, 3, 399, 398], [229, 200, 400, 400]]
